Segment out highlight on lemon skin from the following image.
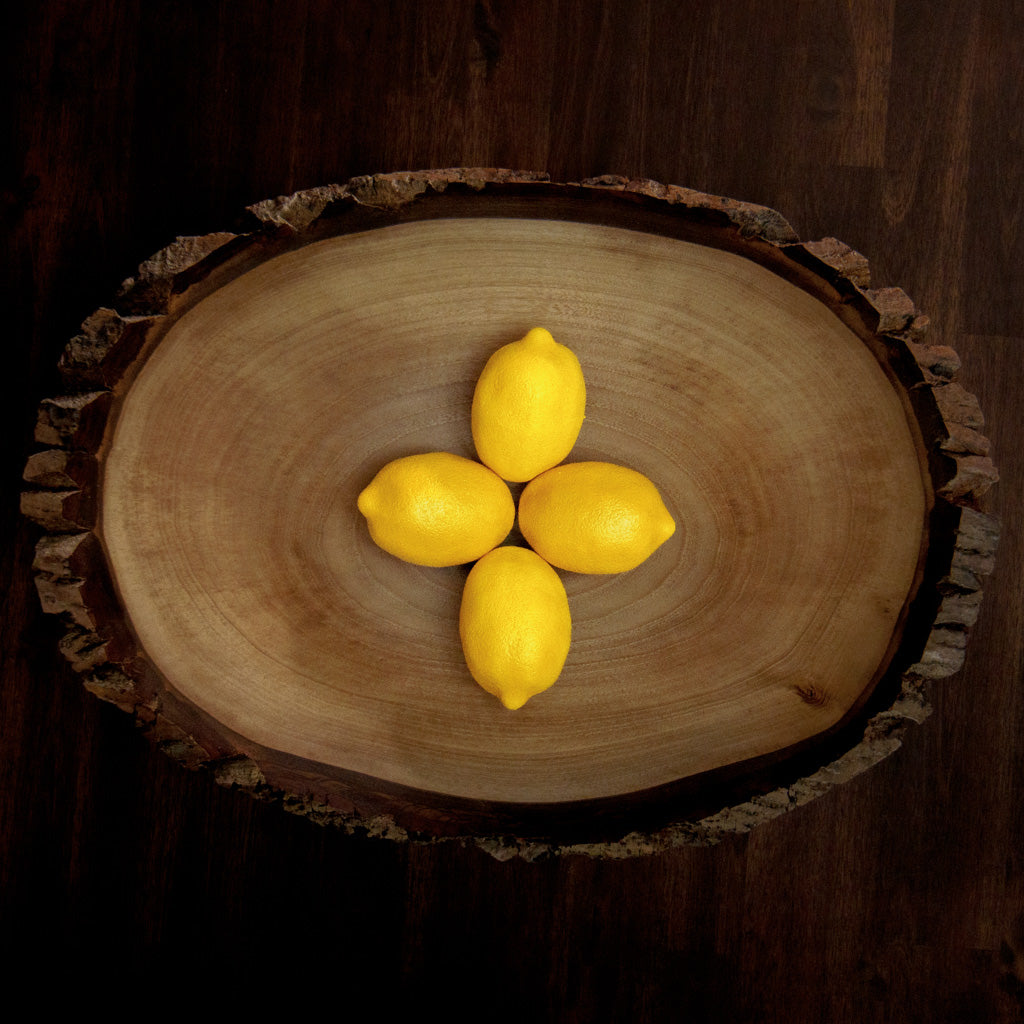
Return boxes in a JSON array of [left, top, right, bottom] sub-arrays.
[[459, 545, 572, 710], [518, 461, 677, 574], [471, 327, 586, 483], [357, 451, 515, 567]]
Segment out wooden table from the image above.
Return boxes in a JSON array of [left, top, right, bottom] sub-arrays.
[[4, 3, 1021, 1018]]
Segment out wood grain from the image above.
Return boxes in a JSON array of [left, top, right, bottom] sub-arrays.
[[96, 213, 925, 802], [3, 1, 1022, 1019]]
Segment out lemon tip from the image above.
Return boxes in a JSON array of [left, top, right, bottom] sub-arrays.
[[520, 327, 554, 346]]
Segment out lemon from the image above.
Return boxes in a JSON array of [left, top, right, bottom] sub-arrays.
[[471, 327, 586, 482], [459, 546, 572, 709], [518, 461, 676, 574], [357, 452, 514, 567]]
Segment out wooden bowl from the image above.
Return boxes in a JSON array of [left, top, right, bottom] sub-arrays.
[[22, 170, 998, 857]]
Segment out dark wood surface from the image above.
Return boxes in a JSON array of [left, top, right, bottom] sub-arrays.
[[3, 2, 1021, 1017]]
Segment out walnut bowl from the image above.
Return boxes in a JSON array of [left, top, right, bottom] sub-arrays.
[[22, 171, 998, 858]]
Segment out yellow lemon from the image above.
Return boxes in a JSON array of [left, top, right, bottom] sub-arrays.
[[357, 452, 514, 567], [459, 546, 572, 709], [518, 461, 676, 574], [471, 327, 586, 482]]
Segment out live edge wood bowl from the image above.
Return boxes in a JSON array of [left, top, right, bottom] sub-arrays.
[[22, 170, 999, 859]]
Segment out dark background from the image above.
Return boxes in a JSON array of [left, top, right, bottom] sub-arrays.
[[3, 2, 1021, 1019]]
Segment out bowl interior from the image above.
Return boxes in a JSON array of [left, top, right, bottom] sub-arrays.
[[101, 215, 926, 803]]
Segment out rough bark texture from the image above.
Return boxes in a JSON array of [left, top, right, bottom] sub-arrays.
[[21, 171, 999, 859]]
